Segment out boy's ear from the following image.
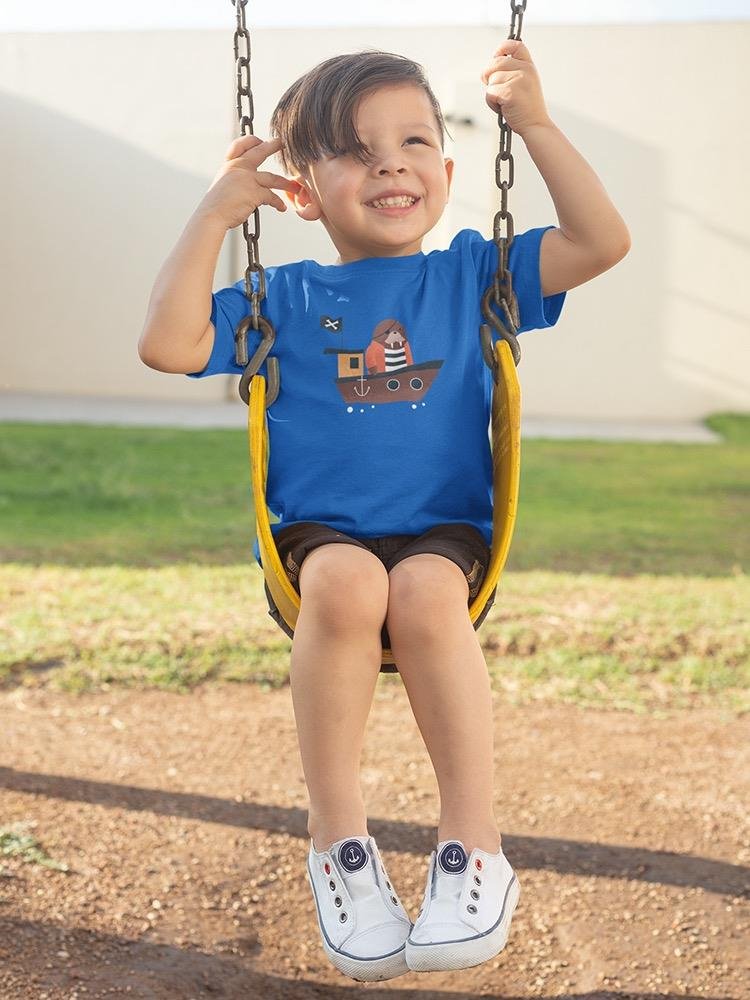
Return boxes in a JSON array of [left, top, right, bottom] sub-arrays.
[[444, 157, 455, 196], [286, 176, 323, 222]]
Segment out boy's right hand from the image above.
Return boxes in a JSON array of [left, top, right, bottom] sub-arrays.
[[199, 135, 300, 230]]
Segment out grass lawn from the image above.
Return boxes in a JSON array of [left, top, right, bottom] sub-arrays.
[[0, 413, 747, 575], [1, 412, 747, 710], [1, 564, 747, 713]]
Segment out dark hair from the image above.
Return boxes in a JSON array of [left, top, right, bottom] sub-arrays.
[[270, 50, 447, 175]]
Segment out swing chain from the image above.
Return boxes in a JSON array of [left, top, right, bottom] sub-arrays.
[[481, 0, 526, 377], [231, 0, 279, 406]]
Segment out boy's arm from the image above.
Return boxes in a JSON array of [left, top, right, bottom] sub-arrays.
[[482, 40, 631, 298], [139, 135, 296, 374], [522, 122, 630, 298], [138, 208, 227, 374]]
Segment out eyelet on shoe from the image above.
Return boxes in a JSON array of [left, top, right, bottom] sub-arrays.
[[467, 903, 478, 914], [470, 889, 480, 900], [386, 880, 392, 889], [334, 896, 342, 907], [329, 880, 336, 890], [324, 862, 331, 875], [339, 912, 348, 922], [474, 875, 482, 885], [390, 895, 398, 905], [475, 859, 483, 870]]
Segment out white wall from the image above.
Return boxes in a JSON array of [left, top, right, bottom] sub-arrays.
[[0, 23, 748, 419]]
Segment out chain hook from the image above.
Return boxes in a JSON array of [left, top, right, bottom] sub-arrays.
[[230, 0, 278, 406]]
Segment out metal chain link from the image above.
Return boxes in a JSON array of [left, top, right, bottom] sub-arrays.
[[481, 0, 527, 373], [230, 0, 278, 405], [232, 0, 266, 327]]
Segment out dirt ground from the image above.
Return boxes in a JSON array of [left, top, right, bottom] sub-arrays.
[[1, 683, 748, 1000]]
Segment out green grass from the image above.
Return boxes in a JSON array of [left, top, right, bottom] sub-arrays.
[[0, 823, 69, 872], [0, 413, 747, 575], [0, 425, 254, 565], [1, 564, 747, 712], [511, 412, 748, 575], [1, 412, 747, 710]]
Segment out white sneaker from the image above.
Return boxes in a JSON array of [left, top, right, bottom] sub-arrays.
[[406, 839, 520, 972], [306, 835, 412, 981]]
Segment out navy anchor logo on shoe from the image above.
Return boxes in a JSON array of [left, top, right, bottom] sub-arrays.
[[339, 839, 368, 872], [438, 841, 468, 874]]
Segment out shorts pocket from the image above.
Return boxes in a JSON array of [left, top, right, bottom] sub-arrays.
[[465, 558, 485, 601]]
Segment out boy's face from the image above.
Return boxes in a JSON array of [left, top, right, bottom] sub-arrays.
[[289, 84, 454, 263]]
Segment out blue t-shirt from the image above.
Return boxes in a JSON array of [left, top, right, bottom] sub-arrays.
[[190, 227, 565, 559]]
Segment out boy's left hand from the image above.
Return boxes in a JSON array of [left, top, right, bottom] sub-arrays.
[[481, 40, 552, 137]]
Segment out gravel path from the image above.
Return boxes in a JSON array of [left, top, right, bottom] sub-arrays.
[[1, 685, 748, 999]]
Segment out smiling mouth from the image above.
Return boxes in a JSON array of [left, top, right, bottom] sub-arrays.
[[366, 195, 420, 210]]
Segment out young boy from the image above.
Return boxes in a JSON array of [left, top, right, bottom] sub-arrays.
[[139, 41, 629, 982]]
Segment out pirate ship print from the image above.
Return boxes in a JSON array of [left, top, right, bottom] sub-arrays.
[[324, 317, 443, 406]]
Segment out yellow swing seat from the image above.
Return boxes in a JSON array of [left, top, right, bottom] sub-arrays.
[[248, 337, 521, 669]]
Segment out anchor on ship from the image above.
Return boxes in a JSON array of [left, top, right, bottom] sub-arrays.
[[324, 347, 443, 405]]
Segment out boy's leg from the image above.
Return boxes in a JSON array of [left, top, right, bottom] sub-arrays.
[[289, 543, 390, 853], [385, 553, 502, 856]]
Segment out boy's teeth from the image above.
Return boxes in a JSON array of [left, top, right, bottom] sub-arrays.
[[370, 196, 416, 208]]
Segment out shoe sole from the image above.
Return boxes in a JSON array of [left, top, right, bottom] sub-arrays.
[[321, 939, 410, 982], [306, 866, 411, 982], [405, 874, 520, 973]]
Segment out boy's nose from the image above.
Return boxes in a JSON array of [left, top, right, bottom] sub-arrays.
[[376, 161, 408, 176], [372, 149, 409, 175]]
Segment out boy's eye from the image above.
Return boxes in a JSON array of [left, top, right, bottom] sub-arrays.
[[405, 136, 427, 145]]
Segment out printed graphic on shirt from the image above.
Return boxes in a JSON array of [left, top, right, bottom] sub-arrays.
[[323, 317, 443, 407], [320, 315, 343, 332]]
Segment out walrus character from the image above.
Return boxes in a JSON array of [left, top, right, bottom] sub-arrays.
[[365, 318, 414, 375]]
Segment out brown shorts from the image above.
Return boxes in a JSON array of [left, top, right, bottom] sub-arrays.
[[263, 521, 497, 673]]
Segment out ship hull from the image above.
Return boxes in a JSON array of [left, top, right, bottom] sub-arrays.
[[334, 360, 443, 405]]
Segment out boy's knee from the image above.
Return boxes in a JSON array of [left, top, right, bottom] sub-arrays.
[[298, 543, 389, 632], [386, 554, 470, 637]]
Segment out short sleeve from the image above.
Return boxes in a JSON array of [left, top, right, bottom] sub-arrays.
[[508, 225, 565, 332], [187, 280, 251, 379], [456, 226, 566, 334]]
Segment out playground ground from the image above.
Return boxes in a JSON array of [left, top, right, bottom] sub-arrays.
[[1, 683, 748, 1000], [1, 416, 747, 997]]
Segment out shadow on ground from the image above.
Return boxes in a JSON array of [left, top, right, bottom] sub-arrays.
[[0, 917, 734, 1000], [2, 767, 747, 898]]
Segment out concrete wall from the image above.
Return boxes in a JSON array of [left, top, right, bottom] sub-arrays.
[[0, 23, 748, 419]]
